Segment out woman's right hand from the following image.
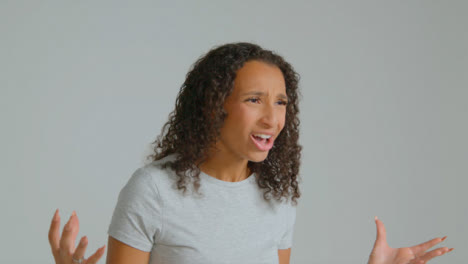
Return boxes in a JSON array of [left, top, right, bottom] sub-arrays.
[[48, 209, 106, 264]]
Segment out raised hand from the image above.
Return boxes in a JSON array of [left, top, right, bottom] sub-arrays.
[[368, 216, 454, 264], [48, 209, 106, 264]]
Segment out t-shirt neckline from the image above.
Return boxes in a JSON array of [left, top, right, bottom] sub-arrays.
[[199, 170, 256, 188]]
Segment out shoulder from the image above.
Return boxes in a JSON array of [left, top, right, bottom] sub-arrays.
[[120, 153, 182, 199], [140, 153, 179, 185], [118, 155, 177, 203], [129, 153, 177, 182]]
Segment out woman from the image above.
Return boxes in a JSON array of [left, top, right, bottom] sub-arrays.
[[48, 42, 453, 264]]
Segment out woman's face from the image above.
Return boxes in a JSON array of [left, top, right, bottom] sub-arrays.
[[215, 60, 288, 163]]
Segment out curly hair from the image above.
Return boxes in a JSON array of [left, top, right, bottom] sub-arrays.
[[146, 42, 302, 205]]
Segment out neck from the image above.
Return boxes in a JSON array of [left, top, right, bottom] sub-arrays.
[[199, 152, 251, 182]]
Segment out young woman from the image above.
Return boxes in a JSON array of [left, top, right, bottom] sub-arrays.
[[48, 42, 453, 264]]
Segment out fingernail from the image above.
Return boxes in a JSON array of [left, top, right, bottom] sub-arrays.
[[441, 236, 447, 241], [375, 216, 378, 221], [72, 210, 76, 216], [53, 209, 59, 221], [448, 248, 454, 252]]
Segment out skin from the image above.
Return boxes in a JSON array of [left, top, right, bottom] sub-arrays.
[[48, 210, 105, 264], [48, 61, 454, 264], [368, 216, 454, 264], [199, 60, 288, 182]]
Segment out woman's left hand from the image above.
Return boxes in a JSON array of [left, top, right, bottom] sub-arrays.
[[367, 217, 453, 264]]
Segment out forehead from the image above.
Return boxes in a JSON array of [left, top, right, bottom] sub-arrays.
[[232, 60, 286, 94]]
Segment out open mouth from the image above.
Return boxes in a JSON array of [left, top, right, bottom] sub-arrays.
[[252, 134, 270, 144], [250, 134, 274, 151]]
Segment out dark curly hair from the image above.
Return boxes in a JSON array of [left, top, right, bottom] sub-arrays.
[[146, 42, 302, 205]]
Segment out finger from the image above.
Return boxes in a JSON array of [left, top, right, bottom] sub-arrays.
[[70, 211, 80, 249], [374, 216, 387, 247], [59, 210, 80, 255], [418, 246, 452, 263], [411, 236, 447, 255], [72, 236, 88, 263], [84, 245, 106, 264], [48, 209, 61, 256]]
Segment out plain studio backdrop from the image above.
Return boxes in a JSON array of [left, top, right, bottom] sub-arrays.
[[1, 1, 466, 263]]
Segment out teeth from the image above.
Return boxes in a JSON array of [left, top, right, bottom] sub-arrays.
[[253, 134, 271, 139]]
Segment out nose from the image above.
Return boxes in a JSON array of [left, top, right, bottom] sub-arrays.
[[259, 102, 279, 128]]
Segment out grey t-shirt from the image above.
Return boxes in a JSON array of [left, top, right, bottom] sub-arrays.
[[108, 155, 296, 264]]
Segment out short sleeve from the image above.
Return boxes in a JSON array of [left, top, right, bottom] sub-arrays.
[[278, 203, 297, 249], [107, 167, 163, 252]]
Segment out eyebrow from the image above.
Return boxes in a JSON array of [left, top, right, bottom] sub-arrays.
[[241, 91, 288, 100]]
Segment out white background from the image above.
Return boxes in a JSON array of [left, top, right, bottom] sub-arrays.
[[1, 1, 467, 263]]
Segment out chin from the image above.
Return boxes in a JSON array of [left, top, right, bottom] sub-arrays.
[[247, 152, 269, 163]]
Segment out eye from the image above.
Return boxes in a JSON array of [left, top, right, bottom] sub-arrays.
[[246, 97, 260, 103], [277, 100, 288, 106], [245, 98, 288, 105]]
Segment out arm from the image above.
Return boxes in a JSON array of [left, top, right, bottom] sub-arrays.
[[106, 236, 150, 264], [278, 248, 291, 264]]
